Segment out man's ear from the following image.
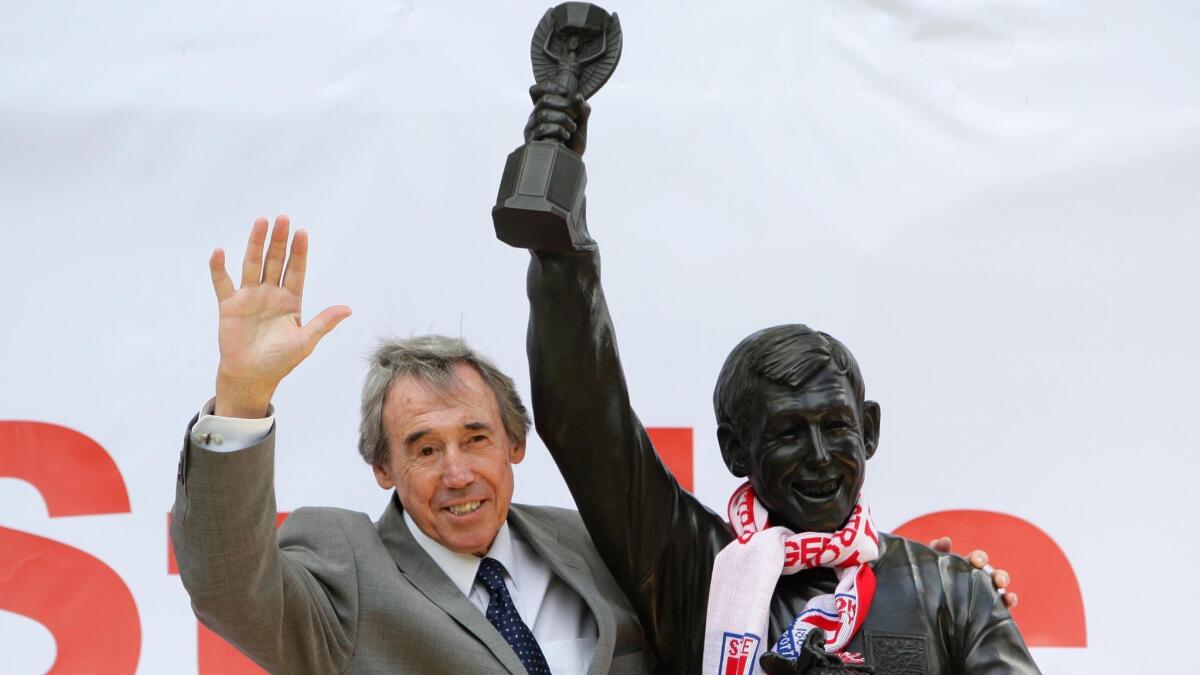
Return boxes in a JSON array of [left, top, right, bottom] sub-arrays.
[[861, 400, 881, 459], [718, 423, 750, 477], [373, 463, 395, 490], [510, 438, 527, 465]]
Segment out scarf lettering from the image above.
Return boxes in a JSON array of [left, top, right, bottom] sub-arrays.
[[701, 484, 879, 675]]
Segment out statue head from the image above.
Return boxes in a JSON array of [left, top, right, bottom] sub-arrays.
[[713, 325, 881, 533]]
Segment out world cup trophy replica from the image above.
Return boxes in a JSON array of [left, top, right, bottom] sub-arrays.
[[492, 2, 622, 251]]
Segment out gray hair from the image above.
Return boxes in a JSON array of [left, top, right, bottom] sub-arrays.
[[358, 335, 531, 467]]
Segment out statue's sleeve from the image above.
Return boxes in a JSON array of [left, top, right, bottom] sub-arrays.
[[956, 566, 1042, 673], [526, 246, 731, 670]]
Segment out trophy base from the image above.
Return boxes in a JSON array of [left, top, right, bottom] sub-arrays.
[[493, 140, 590, 251]]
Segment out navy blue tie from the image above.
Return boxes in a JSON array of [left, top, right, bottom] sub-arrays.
[[476, 557, 551, 674]]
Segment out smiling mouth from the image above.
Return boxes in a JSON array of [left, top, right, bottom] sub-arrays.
[[795, 477, 840, 499], [445, 501, 483, 516]]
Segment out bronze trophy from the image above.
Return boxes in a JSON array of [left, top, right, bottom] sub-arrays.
[[492, 2, 622, 251]]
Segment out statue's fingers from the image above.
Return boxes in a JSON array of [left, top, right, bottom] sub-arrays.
[[536, 93, 574, 112], [260, 215, 290, 286], [240, 217, 269, 287], [533, 123, 571, 143], [928, 536, 953, 553], [529, 82, 566, 102], [209, 248, 235, 302], [570, 134, 586, 156], [758, 652, 802, 675], [575, 94, 591, 123], [1004, 591, 1019, 609], [534, 109, 577, 133]]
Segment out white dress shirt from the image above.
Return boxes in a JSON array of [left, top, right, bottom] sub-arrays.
[[192, 402, 598, 674]]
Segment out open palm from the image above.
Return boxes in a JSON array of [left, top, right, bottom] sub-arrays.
[[209, 216, 351, 417]]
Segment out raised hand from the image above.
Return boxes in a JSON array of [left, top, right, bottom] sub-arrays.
[[525, 79, 591, 155], [208, 216, 351, 418]]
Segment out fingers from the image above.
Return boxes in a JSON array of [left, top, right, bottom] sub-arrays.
[[928, 543, 1014, 604], [536, 93, 575, 112], [281, 228, 309, 296], [209, 248, 235, 301], [991, 567, 1011, 590], [533, 108, 578, 134], [928, 536, 952, 553], [529, 81, 571, 103], [302, 305, 353, 354], [531, 123, 572, 143], [993, 568, 1016, 607], [240, 217, 269, 287], [261, 215, 290, 286], [526, 81, 589, 149], [758, 653, 802, 675], [575, 94, 591, 123]]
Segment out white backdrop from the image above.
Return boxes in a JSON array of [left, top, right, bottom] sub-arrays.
[[2, 1, 1198, 672]]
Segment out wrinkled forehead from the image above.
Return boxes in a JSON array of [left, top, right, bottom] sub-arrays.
[[383, 366, 501, 430]]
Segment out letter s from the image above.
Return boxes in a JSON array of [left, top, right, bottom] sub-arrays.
[[0, 421, 141, 674]]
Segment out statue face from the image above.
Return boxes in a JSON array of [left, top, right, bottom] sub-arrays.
[[741, 369, 876, 533]]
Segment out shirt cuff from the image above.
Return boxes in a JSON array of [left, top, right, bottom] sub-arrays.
[[191, 397, 275, 452]]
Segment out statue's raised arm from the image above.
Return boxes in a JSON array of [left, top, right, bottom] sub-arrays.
[[492, 4, 735, 671]]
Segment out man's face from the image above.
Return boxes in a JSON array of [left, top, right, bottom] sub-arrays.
[[373, 363, 524, 556], [740, 369, 875, 533]]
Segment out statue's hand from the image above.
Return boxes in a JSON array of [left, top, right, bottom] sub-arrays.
[[759, 631, 875, 674], [525, 80, 591, 155], [759, 651, 808, 675], [760, 651, 875, 674], [928, 537, 1018, 609]]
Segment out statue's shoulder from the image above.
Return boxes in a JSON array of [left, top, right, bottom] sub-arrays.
[[875, 532, 977, 576], [874, 531, 999, 619]]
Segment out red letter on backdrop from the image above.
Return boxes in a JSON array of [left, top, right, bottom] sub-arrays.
[[893, 509, 1086, 647], [0, 421, 141, 674], [646, 427, 693, 492]]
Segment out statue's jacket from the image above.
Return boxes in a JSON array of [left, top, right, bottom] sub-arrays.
[[525, 244, 1042, 675]]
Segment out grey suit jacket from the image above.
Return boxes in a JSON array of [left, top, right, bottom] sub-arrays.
[[170, 420, 655, 674]]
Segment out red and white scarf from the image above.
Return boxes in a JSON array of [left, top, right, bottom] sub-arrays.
[[701, 482, 879, 675]]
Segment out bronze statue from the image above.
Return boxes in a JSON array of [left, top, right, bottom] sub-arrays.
[[495, 4, 1041, 673]]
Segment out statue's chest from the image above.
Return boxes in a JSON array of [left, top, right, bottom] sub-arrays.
[[768, 592, 940, 674]]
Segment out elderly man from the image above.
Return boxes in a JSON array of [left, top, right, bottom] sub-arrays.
[[170, 217, 654, 674], [516, 86, 1040, 673]]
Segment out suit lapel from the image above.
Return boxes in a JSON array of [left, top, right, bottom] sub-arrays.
[[377, 493, 527, 675], [508, 505, 616, 675]]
